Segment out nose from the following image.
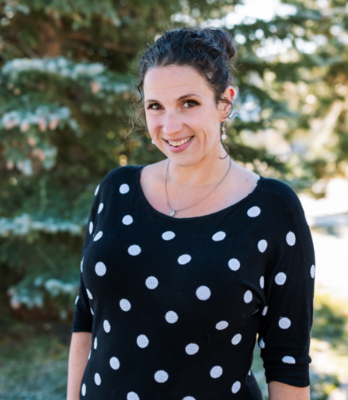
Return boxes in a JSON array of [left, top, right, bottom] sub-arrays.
[[162, 111, 183, 137]]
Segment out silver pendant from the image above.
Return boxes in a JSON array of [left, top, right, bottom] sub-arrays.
[[170, 210, 175, 217]]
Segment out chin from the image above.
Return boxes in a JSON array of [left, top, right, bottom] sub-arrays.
[[166, 154, 203, 169]]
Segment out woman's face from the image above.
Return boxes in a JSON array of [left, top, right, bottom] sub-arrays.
[[143, 65, 234, 168]]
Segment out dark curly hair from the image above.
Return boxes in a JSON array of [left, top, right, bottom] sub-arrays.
[[130, 27, 237, 147]]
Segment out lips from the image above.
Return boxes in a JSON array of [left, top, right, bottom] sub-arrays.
[[164, 136, 194, 147]]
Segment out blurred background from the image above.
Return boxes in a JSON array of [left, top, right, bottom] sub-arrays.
[[0, 0, 347, 399]]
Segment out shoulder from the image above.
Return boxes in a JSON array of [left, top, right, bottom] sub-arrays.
[[254, 178, 313, 258], [97, 165, 143, 193], [257, 177, 305, 218]]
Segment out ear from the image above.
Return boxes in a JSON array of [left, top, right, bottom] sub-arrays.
[[219, 86, 235, 121]]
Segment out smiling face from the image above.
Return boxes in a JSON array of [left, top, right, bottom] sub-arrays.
[[143, 65, 234, 168]]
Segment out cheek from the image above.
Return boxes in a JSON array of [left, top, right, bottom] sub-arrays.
[[195, 105, 220, 128], [145, 114, 159, 136], [197, 112, 220, 137]]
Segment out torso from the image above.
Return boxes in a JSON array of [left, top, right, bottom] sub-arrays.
[[139, 159, 260, 218], [72, 165, 315, 399]]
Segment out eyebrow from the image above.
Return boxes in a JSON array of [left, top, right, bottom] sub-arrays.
[[144, 93, 202, 104]]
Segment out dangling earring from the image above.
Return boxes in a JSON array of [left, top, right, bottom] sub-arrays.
[[221, 122, 227, 141]]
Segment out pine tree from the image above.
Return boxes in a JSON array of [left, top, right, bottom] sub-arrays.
[[0, 0, 346, 321]]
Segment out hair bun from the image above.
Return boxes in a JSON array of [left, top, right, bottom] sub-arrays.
[[202, 28, 237, 62]]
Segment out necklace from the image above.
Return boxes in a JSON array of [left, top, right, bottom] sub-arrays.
[[165, 157, 232, 217]]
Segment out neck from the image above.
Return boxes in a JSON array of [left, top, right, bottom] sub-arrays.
[[165, 143, 231, 189]]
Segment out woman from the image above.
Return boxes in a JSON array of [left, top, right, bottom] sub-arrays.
[[67, 28, 315, 400]]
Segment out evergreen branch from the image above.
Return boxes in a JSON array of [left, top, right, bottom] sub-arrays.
[[0, 214, 85, 237], [62, 32, 136, 55]]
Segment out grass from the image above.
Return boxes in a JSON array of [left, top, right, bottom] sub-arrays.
[[0, 294, 347, 399], [0, 321, 70, 400]]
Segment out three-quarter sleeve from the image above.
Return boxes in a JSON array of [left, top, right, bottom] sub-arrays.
[[71, 184, 101, 333], [257, 184, 315, 387]]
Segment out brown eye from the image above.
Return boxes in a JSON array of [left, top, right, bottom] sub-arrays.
[[183, 100, 198, 108], [148, 103, 162, 110]]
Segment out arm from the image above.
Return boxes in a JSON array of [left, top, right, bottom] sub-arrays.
[[67, 332, 92, 400], [269, 381, 310, 400], [67, 183, 100, 399], [257, 182, 315, 390]]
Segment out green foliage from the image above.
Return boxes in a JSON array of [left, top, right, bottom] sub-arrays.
[[0, 329, 70, 400], [312, 294, 348, 354], [0, 1, 347, 319]]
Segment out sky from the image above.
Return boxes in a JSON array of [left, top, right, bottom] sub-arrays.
[[224, 0, 297, 27]]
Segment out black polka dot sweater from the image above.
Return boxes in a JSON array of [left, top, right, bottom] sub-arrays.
[[71, 165, 315, 400]]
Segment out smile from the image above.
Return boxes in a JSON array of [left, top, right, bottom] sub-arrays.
[[165, 136, 194, 147]]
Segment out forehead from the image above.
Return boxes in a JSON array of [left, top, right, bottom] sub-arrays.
[[143, 65, 213, 100]]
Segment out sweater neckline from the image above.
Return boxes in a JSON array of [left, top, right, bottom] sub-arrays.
[[135, 164, 265, 222]]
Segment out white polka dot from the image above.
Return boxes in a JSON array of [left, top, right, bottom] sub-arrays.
[[162, 231, 175, 240], [210, 366, 223, 378], [259, 338, 265, 349], [154, 370, 168, 383], [128, 245, 141, 256], [103, 320, 111, 333], [279, 317, 291, 329], [109, 357, 120, 370], [232, 334, 242, 345], [95, 261, 106, 276], [244, 290, 253, 303], [232, 381, 241, 394], [94, 185, 100, 196], [89, 221, 93, 235], [248, 370, 251, 376], [127, 392, 139, 400], [216, 321, 229, 330], [286, 231, 296, 246], [310, 264, 315, 278], [94, 337, 97, 349], [212, 231, 226, 241], [119, 184, 130, 194], [94, 372, 101, 385], [81, 383, 86, 396], [247, 206, 261, 217], [145, 276, 158, 289], [137, 334, 149, 348], [80, 257, 84, 272], [275, 272, 287, 285], [185, 343, 199, 355], [88, 350, 91, 360], [228, 258, 240, 271], [231, 333, 242, 346], [196, 286, 211, 301], [98, 203, 104, 214], [120, 299, 131, 311], [282, 356, 296, 364], [178, 254, 191, 265], [165, 311, 178, 324], [86, 288, 93, 300], [93, 231, 103, 241], [90, 307, 94, 315], [258, 239, 268, 253], [75, 295, 79, 305], [182, 397, 196, 400], [260, 276, 264, 289], [122, 215, 133, 225], [262, 306, 268, 316]]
